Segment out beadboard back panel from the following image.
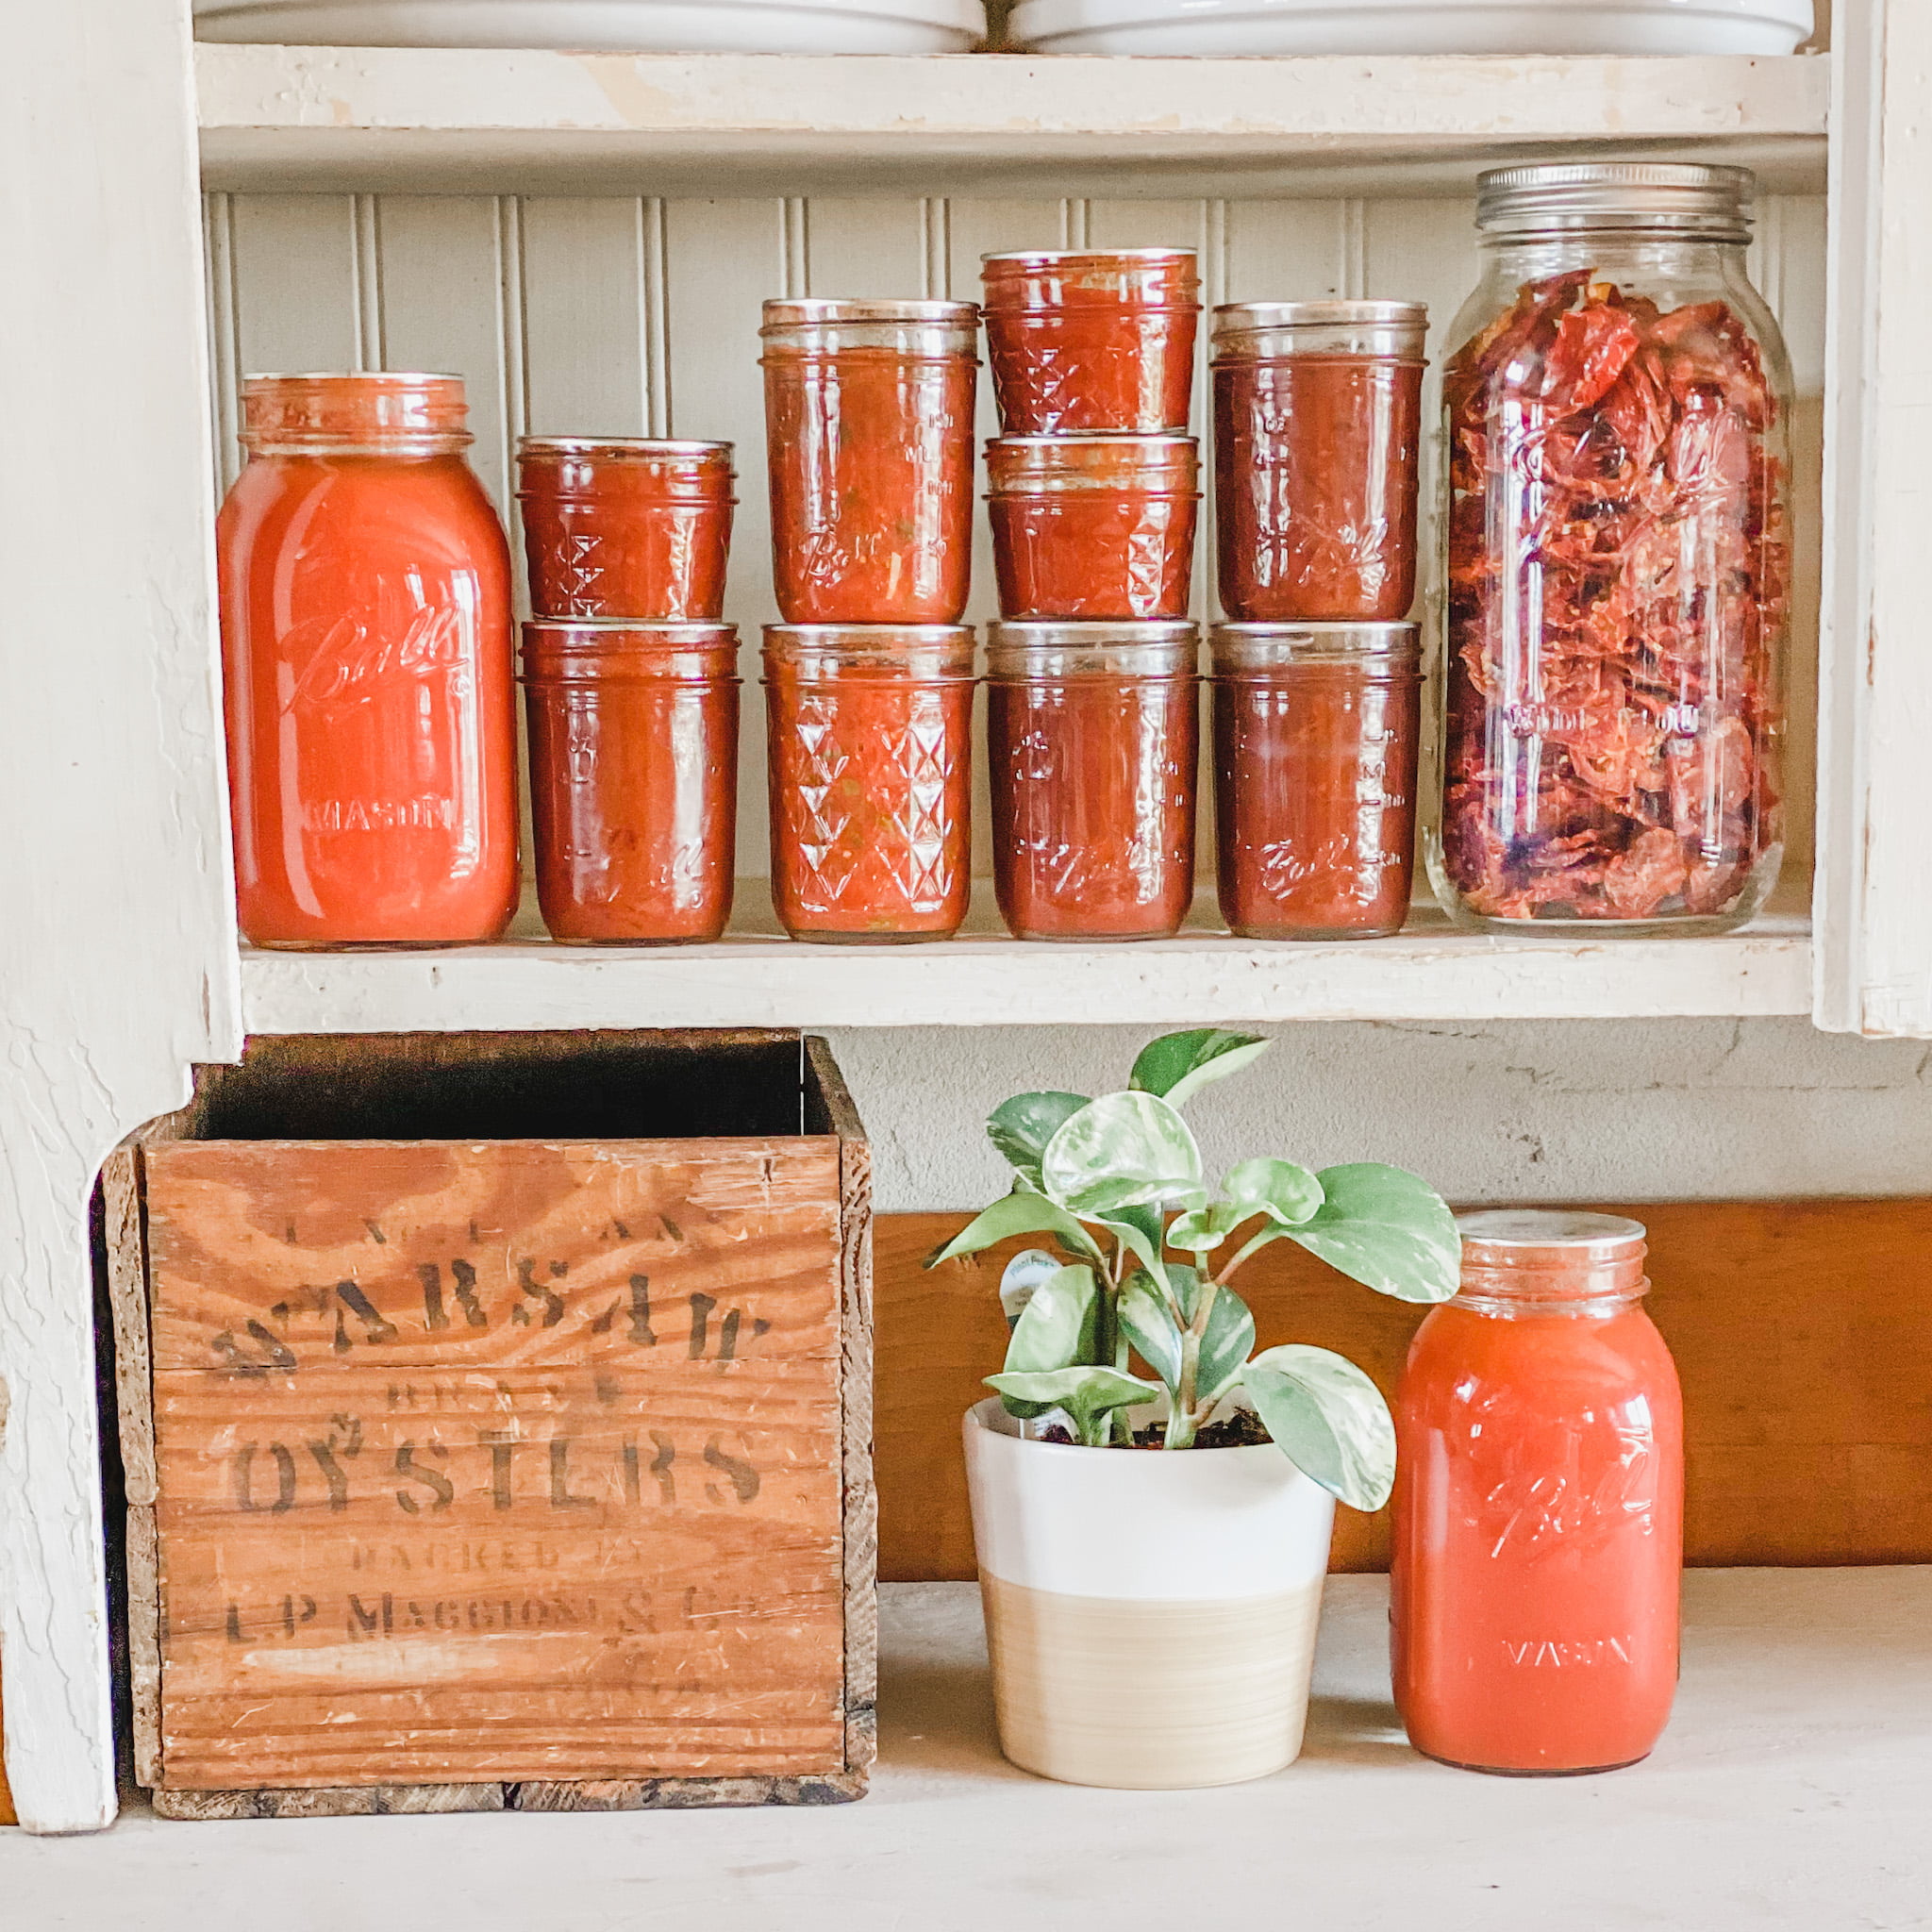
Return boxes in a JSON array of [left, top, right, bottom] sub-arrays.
[[206, 191, 1825, 899]]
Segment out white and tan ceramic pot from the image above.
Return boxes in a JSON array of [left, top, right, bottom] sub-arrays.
[[962, 1396, 1336, 1790]]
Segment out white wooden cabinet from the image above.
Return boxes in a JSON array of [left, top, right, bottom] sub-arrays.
[[0, 1, 1923, 1831]]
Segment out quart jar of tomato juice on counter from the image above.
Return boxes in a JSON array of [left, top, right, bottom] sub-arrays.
[[517, 438, 735, 621], [522, 621, 739, 945], [986, 435, 1199, 620], [1392, 1211, 1684, 1776], [987, 622, 1198, 942], [1211, 623, 1421, 940], [218, 372, 520, 947], [1212, 302, 1426, 624], [763, 625, 976, 943], [761, 300, 979, 625], [982, 250, 1201, 435]]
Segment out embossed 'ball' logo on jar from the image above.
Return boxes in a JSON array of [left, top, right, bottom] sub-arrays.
[[281, 599, 474, 718]]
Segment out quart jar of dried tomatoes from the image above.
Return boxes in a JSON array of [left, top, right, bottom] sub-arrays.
[[1431, 163, 1791, 935]]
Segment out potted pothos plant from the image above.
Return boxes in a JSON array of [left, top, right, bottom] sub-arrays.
[[931, 1028, 1461, 1790]]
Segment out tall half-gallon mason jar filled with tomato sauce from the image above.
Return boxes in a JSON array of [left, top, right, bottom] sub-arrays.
[[218, 372, 520, 947], [1391, 1211, 1684, 1776], [1431, 163, 1791, 935], [761, 300, 979, 625], [763, 625, 976, 942], [987, 621, 1198, 941]]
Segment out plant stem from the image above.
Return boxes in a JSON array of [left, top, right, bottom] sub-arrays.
[[1165, 1276, 1223, 1451]]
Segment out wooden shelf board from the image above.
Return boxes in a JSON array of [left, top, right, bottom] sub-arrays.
[[194, 46, 1830, 195]]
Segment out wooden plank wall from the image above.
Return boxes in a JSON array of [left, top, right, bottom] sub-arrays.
[[876, 1201, 1932, 1580]]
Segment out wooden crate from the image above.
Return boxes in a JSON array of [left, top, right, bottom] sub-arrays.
[[104, 1030, 874, 1819]]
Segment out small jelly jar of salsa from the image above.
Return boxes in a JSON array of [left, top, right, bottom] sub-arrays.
[[1212, 302, 1426, 624], [218, 372, 520, 948], [517, 438, 735, 622], [763, 625, 976, 943], [761, 301, 979, 625], [521, 621, 740, 945], [1392, 1211, 1685, 1777], [1211, 623, 1421, 940], [982, 250, 1201, 436], [987, 622, 1199, 942], [986, 435, 1199, 621]]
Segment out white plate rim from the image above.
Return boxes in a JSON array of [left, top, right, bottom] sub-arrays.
[[1011, 0, 1815, 41], [196, 0, 988, 32]]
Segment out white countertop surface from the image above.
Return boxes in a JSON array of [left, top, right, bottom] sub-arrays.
[[7, 1571, 1929, 1929]]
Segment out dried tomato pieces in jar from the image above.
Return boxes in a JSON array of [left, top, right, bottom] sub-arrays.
[[1430, 164, 1791, 935]]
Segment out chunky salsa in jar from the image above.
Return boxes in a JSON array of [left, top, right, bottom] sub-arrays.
[[763, 625, 976, 942], [517, 438, 735, 622], [1392, 1212, 1684, 1776], [987, 434, 1198, 620], [987, 621, 1199, 942], [1433, 164, 1790, 934], [761, 301, 978, 625], [218, 372, 520, 948], [982, 250, 1200, 436], [1212, 303, 1425, 623], [522, 621, 739, 945], [1212, 623, 1421, 940]]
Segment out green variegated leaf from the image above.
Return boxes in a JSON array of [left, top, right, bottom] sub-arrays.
[[1168, 1200, 1247, 1254], [988, 1091, 1090, 1189], [1195, 1282, 1257, 1406], [1224, 1158, 1324, 1228], [1119, 1271, 1185, 1392], [1041, 1091, 1204, 1216], [1094, 1202, 1170, 1279], [1242, 1346, 1397, 1512], [924, 1188, 1107, 1270], [987, 1366, 1163, 1445], [1287, 1165, 1462, 1304], [998, 1249, 1066, 1324], [1128, 1030, 1270, 1109], [1004, 1265, 1100, 1376]]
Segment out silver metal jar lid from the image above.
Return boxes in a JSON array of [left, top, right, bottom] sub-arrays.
[[1456, 1210, 1648, 1254], [985, 434, 1200, 491], [1215, 301, 1425, 333], [982, 248, 1197, 268], [1211, 623, 1422, 674], [1213, 301, 1428, 361], [761, 299, 979, 328], [1475, 163, 1756, 243], [518, 437, 733, 460], [987, 620, 1199, 679]]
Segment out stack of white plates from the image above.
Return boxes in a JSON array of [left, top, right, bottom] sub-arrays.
[[193, 0, 986, 52], [1008, 0, 1814, 57]]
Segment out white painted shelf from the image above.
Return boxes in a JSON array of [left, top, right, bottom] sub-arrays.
[[194, 45, 1830, 194], [239, 902, 1813, 1032]]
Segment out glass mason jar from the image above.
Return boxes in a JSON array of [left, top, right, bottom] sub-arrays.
[[1211, 623, 1422, 940], [517, 438, 735, 622], [1212, 302, 1427, 624], [760, 300, 979, 625], [763, 625, 976, 943], [1429, 164, 1791, 936], [521, 621, 739, 945], [1391, 1211, 1684, 1776], [982, 249, 1201, 436], [986, 434, 1199, 620], [987, 621, 1199, 941], [217, 372, 520, 948]]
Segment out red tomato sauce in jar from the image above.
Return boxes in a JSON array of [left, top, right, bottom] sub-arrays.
[[763, 625, 976, 942], [517, 439, 735, 622], [761, 301, 979, 625], [987, 435, 1199, 621], [522, 621, 739, 945], [982, 250, 1201, 436], [1392, 1212, 1684, 1776], [1211, 623, 1421, 940], [1213, 303, 1425, 624], [987, 622, 1199, 941], [218, 373, 520, 948]]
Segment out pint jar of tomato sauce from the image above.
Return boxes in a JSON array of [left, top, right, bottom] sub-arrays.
[[982, 250, 1201, 436], [1392, 1211, 1685, 1776], [522, 621, 739, 945], [1211, 623, 1421, 940], [987, 621, 1199, 942], [761, 300, 979, 625], [763, 625, 976, 943], [218, 372, 520, 948], [517, 438, 735, 621], [1212, 302, 1426, 624], [987, 435, 1199, 620]]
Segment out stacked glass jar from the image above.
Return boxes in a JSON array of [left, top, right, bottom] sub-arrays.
[[760, 300, 981, 943], [981, 249, 1205, 941], [1209, 302, 1429, 939]]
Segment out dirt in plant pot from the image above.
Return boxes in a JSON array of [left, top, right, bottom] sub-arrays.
[[1039, 1411, 1274, 1450]]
